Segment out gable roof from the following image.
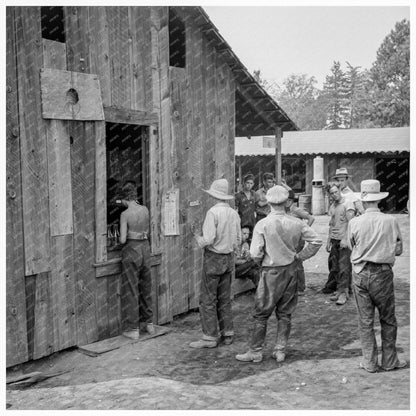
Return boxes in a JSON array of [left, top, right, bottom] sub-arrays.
[[176, 6, 298, 135], [235, 127, 410, 156]]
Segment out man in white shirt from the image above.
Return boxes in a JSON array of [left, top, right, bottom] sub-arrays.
[[190, 179, 241, 349]]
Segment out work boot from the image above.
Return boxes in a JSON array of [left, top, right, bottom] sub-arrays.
[[123, 329, 140, 340], [189, 339, 217, 349], [235, 350, 263, 363], [272, 350, 286, 363], [359, 362, 378, 373], [329, 292, 339, 301], [381, 360, 407, 371], [146, 323, 156, 335], [336, 293, 348, 305]]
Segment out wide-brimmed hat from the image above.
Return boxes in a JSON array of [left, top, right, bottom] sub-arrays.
[[202, 179, 234, 200], [355, 179, 389, 202], [266, 185, 289, 204], [332, 168, 351, 179]]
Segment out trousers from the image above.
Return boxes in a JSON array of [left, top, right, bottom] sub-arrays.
[[199, 249, 234, 341], [324, 239, 351, 293], [120, 240, 153, 331], [352, 263, 400, 370], [250, 262, 298, 353]]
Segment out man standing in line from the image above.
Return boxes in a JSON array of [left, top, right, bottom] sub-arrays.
[[348, 179, 406, 373], [322, 183, 356, 304], [332, 168, 364, 215], [190, 179, 241, 348], [235, 173, 258, 230], [286, 189, 315, 296], [255, 172, 275, 222], [235, 185, 322, 363], [119, 181, 155, 339]]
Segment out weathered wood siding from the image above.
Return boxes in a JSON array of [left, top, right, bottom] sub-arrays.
[[7, 5, 236, 365]]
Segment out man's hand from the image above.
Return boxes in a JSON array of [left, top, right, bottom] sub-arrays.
[[340, 239, 348, 249], [326, 240, 332, 253]]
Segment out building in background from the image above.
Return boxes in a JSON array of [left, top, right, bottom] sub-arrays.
[[235, 127, 409, 212]]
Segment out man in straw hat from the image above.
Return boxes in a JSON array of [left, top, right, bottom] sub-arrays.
[[190, 179, 241, 348], [332, 167, 364, 215], [348, 179, 406, 372], [235, 185, 322, 363]]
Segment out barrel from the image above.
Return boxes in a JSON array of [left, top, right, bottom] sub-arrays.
[[312, 186, 325, 215], [298, 194, 312, 214]]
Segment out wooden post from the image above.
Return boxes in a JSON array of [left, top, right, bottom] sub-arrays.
[[275, 126, 282, 185]]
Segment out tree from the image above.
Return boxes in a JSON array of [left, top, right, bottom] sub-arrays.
[[365, 19, 410, 127], [323, 61, 350, 129], [344, 62, 367, 128]]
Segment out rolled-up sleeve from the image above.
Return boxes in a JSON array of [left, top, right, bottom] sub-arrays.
[[296, 224, 322, 261], [250, 224, 265, 263]]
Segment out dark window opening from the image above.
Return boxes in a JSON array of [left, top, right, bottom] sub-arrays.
[[169, 7, 186, 68], [41, 6, 66, 43], [106, 123, 150, 250]]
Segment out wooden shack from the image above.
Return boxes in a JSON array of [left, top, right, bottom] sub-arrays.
[[6, 6, 297, 367]]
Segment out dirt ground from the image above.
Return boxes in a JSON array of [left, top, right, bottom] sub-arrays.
[[6, 215, 410, 411]]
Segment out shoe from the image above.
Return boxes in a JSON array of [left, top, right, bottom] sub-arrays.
[[359, 362, 378, 373], [146, 323, 156, 335], [235, 350, 263, 363], [329, 292, 339, 301], [336, 293, 348, 305], [123, 329, 140, 340], [223, 336, 233, 345], [189, 339, 217, 349], [272, 350, 286, 363], [381, 360, 407, 371]]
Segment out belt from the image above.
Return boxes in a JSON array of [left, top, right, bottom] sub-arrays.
[[365, 262, 391, 270], [127, 232, 148, 241]]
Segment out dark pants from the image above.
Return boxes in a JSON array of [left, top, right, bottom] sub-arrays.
[[352, 263, 400, 370], [250, 262, 298, 353], [323, 239, 351, 294], [199, 250, 234, 341], [295, 259, 305, 292], [235, 260, 260, 287], [120, 240, 153, 331]]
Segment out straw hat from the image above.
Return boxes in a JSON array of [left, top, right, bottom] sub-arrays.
[[203, 179, 234, 200], [355, 179, 389, 202], [266, 185, 289, 204], [332, 168, 351, 179]]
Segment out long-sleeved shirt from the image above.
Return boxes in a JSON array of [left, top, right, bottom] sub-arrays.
[[235, 190, 258, 228], [250, 211, 322, 267], [348, 207, 403, 273], [197, 202, 241, 254]]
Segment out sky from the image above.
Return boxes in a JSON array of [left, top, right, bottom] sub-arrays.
[[204, 6, 410, 88]]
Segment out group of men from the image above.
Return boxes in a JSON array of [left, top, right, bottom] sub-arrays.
[[189, 169, 406, 373]]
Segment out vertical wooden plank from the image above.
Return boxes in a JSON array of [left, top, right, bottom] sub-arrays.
[[33, 272, 54, 359], [47, 120, 73, 236], [49, 235, 76, 350], [107, 6, 131, 109], [70, 121, 99, 345], [43, 38, 77, 353], [87, 7, 111, 106], [186, 19, 205, 310], [15, 6, 51, 276], [6, 6, 29, 367], [170, 67, 188, 316], [152, 6, 173, 324], [129, 6, 146, 111], [95, 277, 109, 339]]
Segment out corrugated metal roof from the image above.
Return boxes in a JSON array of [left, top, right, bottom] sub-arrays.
[[235, 127, 410, 156]]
